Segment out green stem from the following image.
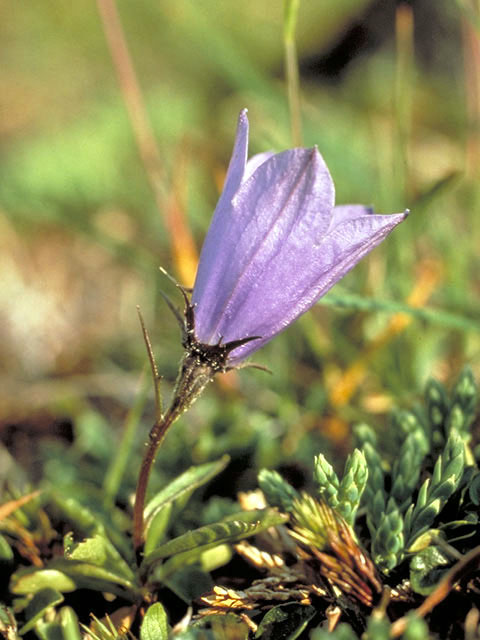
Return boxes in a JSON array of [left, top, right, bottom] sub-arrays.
[[284, 0, 302, 147]]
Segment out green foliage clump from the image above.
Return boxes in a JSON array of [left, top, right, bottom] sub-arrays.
[[1, 363, 479, 640]]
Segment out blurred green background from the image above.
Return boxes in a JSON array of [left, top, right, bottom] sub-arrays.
[[1, 0, 479, 492]]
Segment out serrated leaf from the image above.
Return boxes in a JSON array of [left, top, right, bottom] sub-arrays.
[[255, 603, 316, 640], [140, 603, 168, 640], [49, 493, 131, 562], [65, 534, 135, 583], [18, 588, 64, 635]]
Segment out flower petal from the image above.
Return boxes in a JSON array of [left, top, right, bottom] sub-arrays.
[[330, 204, 374, 229], [192, 145, 335, 345], [243, 151, 275, 181], [226, 209, 408, 363], [216, 109, 249, 210]]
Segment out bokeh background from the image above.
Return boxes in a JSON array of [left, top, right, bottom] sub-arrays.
[[1, 0, 479, 495]]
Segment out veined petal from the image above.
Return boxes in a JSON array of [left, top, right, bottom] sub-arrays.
[[218, 109, 249, 207], [190, 110, 407, 365], [244, 151, 275, 181], [225, 209, 408, 363], [330, 204, 374, 228], [192, 146, 335, 344]]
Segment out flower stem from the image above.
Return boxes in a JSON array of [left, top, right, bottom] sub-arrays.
[[132, 408, 177, 553], [132, 352, 217, 555]]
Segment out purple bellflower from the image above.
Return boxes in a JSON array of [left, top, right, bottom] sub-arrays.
[[133, 111, 407, 548], [186, 109, 407, 368]]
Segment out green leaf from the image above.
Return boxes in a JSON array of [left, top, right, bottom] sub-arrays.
[[425, 377, 449, 430], [65, 534, 135, 583], [34, 620, 64, 640], [337, 449, 368, 524], [164, 566, 213, 603], [49, 493, 105, 538], [469, 471, 480, 505], [0, 533, 14, 562], [140, 603, 168, 640], [18, 588, 64, 635], [11, 558, 140, 601], [410, 546, 451, 595], [255, 603, 316, 640], [49, 493, 132, 561], [144, 456, 230, 554], [145, 509, 287, 563], [145, 456, 230, 520], [58, 607, 82, 640], [401, 614, 430, 640], [144, 510, 288, 580], [313, 454, 340, 508], [11, 569, 77, 596], [185, 613, 249, 639], [311, 623, 358, 640], [258, 469, 299, 512]]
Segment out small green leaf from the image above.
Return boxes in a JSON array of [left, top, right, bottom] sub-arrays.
[[144, 456, 231, 555], [144, 503, 172, 556], [314, 454, 340, 507], [401, 614, 430, 640], [164, 566, 213, 603], [140, 603, 168, 640], [65, 534, 135, 583], [11, 559, 140, 601], [18, 588, 64, 635], [258, 469, 299, 512], [410, 546, 451, 595], [34, 620, 64, 640], [469, 471, 480, 505], [11, 569, 76, 596], [425, 377, 449, 430], [59, 607, 82, 640], [311, 622, 357, 640], [187, 613, 249, 639], [0, 533, 14, 562], [145, 456, 230, 520], [337, 449, 368, 525], [49, 494, 105, 538], [255, 603, 316, 640]]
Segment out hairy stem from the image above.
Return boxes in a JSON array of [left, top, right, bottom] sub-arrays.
[[133, 409, 177, 553], [133, 353, 216, 555]]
